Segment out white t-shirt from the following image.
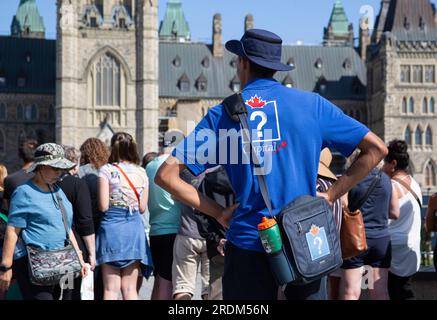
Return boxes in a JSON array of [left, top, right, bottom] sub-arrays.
[[388, 177, 422, 277], [99, 162, 148, 211]]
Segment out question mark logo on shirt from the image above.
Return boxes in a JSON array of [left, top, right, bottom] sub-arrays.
[[250, 111, 268, 138]]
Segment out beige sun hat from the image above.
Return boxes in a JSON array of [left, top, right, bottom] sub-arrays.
[[318, 148, 337, 181], [26, 143, 77, 173]]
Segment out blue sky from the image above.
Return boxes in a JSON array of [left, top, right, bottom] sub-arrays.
[[0, 0, 420, 45]]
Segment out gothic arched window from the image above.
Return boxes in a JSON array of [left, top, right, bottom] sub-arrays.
[[0, 129, 5, 154], [425, 126, 432, 146], [430, 97, 435, 113], [17, 104, 24, 120], [423, 97, 428, 113], [409, 97, 414, 113], [415, 126, 423, 146], [48, 104, 55, 121], [425, 162, 436, 186], [0, 103, 6, 120], [405, 126, 412, 146], [95, 53, 121, 107], [24, 104, 38, 121], [402, 97, 407, 113]]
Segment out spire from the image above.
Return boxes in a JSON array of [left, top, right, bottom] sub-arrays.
[[159, 0, 191, 42], [323, 0, 354, 47], [245, 14, 254, 31], [11, 0, 45, 39]]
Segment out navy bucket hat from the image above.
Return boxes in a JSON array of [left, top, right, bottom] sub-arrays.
[[225, 29, 294, 72]]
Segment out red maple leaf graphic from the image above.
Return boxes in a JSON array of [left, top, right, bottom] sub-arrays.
[[246, 95, 267, 108]]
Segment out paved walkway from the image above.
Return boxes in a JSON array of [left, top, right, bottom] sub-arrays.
[[138, 274, 203, 300]]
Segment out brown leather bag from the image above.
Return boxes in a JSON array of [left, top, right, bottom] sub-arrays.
[[425, 193, 437, 232], [340, 206, 368, 259], [340, 170, 382, 260]]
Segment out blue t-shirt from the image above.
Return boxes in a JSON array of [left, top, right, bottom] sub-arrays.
[[8, 181, 73, 260], [173, 78, 369, 252], [348, 168, 392, 239]]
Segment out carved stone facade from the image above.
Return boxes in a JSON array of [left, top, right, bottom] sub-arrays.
[[56, 0, 159, 157], [368, 37, 437, 194], [0, 94, 55, 171]]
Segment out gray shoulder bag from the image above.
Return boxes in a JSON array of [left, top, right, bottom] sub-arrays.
[[26, 189, 82, 286]]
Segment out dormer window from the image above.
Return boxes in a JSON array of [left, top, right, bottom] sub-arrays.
[[119, 18, 126, 29], [419, 17, 425, 30], [404, 17, 410, 30], [0, 69, 5, 87], [202, 57, 210, 68], [283, 74, 293, 88], [317, 76, 327, 95], [82, 4, 102, 28], [196, 73, 207, 92], [178, 73, 190, 92], [90, 17, 97, 28], [231, 75, 240, 92], [17, 75, 26, 88], [230, 57, 238, 68], [173, 56, 181, 67], [25, 52, 32, 63], [315, 58, 323, 69]]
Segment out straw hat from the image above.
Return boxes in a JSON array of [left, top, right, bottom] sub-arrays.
[[318, 148, 337, 181]]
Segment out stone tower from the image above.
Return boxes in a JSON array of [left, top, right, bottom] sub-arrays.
[[323, 0, 354, 47], [367, 0, 437, 193], [56, 0, 159, 155]]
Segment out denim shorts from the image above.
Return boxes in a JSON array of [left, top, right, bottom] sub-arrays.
[[342, 235, 392, 269]]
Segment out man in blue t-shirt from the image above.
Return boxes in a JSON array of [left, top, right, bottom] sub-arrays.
[[155, 29, 388, 300]]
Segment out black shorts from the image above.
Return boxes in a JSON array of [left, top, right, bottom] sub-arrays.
[[149, 234, 176, 281], [342, 235, 392, 269]]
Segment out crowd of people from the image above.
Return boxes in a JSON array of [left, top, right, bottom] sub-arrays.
[[0, 28, 436, 301]]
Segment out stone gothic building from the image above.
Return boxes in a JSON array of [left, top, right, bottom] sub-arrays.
[[0, 0, 435, 194]]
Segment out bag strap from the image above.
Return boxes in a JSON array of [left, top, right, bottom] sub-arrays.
[[392, 177, 422, 209], [349, 170, 382, 212], [52, 189, 72, 246], [0, 212, 7, 223], [223, 93, 274, 218], [113, 163, 141, 204]]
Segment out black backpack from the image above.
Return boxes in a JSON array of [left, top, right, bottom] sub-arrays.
[[194, 166, 235, 258]]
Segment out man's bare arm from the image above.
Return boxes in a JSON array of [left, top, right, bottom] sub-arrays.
[[322, 132, 388, 205], [155, 158, 237, 227]]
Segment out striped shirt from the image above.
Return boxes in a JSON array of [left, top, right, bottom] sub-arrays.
[[316, 177, 342, 233]]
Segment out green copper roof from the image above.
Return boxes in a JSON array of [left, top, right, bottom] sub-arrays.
[[159, 0, 191, 42], [11, 0, 45, 37], [327, 0, 350, 35]]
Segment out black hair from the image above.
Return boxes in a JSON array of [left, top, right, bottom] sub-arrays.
[[246, 59, 277, 79], [142, 152, 159, 168], [18, 139, 39, 163], [385, 139, 410, 171]]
